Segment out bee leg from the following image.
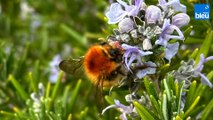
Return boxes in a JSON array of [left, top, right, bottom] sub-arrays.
[[116, 65, 128, 76], [129, 80, 141, 93], [95, 74, 105, 112], [118, 76, 128, 87]]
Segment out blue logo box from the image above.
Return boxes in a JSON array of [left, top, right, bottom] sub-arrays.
[[194, 4, 210, 20]]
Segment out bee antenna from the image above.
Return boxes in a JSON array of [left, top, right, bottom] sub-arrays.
[[99, 41, 108, 45]]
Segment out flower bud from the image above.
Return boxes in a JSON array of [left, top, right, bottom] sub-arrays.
[[118, 18, 134, 33], [143, 38, 152, 50], [120, 33, 130, 42], [172, 13, 190, 28], [145, 5, 162, 24], [130, 29, 138, 38]]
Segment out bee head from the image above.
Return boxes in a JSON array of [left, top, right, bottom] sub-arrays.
[[101, 41, 123, 62]]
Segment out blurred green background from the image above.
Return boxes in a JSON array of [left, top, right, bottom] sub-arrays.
[[0, 0, 213, 120]]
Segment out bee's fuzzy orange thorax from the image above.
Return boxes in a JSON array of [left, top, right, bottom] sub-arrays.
[[83, 45, 117, 85]]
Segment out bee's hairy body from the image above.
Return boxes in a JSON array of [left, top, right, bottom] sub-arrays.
[[84, 42, 125, 87]]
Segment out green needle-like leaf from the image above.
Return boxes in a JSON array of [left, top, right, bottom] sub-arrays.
[[183, 26, 193, 39], [69, 79, 82, 111], [144, 77, 159, 100], [133, 101, 155, 120], [189, 48, 199, 59], [62, 85, 71, 107], [150, 95, 161, 117], [45, 82, 51, 99], [51, 71, 64, 101], [184, 96, 200, 118], [0, 110, 15, 117], [79, 107, 89, 120], [104, 95, 114, 105], [60, 24, 87, 49], [184, 81, 197, 111], [201, 98, 213, 120], [177, 81, 185, 114], [196, 29, 213, 63], [163, 79, 171, 101], [162, 93, 168, 120], [8, 75, 29, 101], [28, 72, 37, 93]]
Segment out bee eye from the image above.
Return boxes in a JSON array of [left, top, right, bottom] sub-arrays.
[[109, 49, 120, 57]]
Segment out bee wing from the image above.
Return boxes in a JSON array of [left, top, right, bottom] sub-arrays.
[[59, 56, 85, 76]]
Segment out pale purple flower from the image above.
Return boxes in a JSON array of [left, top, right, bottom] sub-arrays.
[[194, 54, 213, 88], [158, 0, 186, 13], [49, 55, 62, 83], [102, 99, 135, 120], [172, 13, 190, 28], [165, 42, 179, 62], [105, 3, 127, 24], [106, 0, 143, 24], [122, 44, 153, 71], [136, 61, 156, 79], [155, 19, 184, 47], [118, 18, 134, 33], [145, 5, 162, 24]]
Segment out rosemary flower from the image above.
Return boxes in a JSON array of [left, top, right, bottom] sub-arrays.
[[155, 19, 184, 47], [106, 0, 144, 24], [102, 99, 136, 120], [49, 55, 62, 83], [172, 54, 213, 88], [155, 19, 185, 62], [172, 13, 190, 28], [145, 5, 162, 24], [158, 0, 186, 13], [118, 18, 134, 33], [122, 44, 153, 71], [194, 54, 213, 88], [135, 61, 156, 79]]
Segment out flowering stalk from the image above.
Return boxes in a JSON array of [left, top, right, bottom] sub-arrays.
[[105, 0, 190, 85], [102, 0, 213, 119]]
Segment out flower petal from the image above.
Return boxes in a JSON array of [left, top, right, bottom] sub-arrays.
[[165, 42, 179, 62], [122, 44, 153, 71], [172, 13, 190, 28], [120, 113, 128, 120], [118, 18, 134, 33], [166, 25, 185, 39], [145, 5, 162, 24], [136, 62, 156, 79], [155, 19, 171, 46], [206, 56, 213, 61], [127, 54, 137, 71], [155, 37, 168, 47], [199, 73, 213, 88], [106, 3, 127, 24], [169, 0, 186, 13], [158, 0, 166, 5], [159, 0, 186, 13], [194, 54, 205, 72]]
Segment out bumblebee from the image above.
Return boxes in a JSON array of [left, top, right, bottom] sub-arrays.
[[59, 41, 127, 88]]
